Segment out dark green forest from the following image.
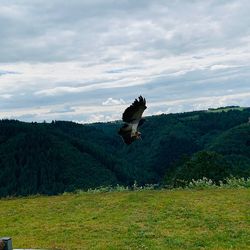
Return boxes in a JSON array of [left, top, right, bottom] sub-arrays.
[[0, 107, 250, 197]]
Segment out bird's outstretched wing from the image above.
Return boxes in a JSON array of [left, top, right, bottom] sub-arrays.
[[122, 96, 147, 123], [118, 96, 147, 145]]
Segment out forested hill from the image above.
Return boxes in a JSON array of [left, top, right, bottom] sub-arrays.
[[0, 107, 250, 197]]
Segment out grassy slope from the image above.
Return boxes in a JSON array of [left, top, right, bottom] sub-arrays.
[[207, 107, 245, 113], [0, 189, 249, 250]]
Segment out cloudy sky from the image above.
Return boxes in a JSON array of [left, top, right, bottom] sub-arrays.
[[1, 0, 250, 123]]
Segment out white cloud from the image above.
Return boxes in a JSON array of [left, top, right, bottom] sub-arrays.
[[210, 64, 235, 70], [48, 105, 75, 114], [154, 110, 164, 115], [0, 94, 13, 99], [149, 92, 250, 112], [82, 113, 121, 124], [102, 97, 125, 106], [0, 0, 250, 122]]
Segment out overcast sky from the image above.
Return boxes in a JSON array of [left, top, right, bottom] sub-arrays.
[[0, 0, 250, 123]]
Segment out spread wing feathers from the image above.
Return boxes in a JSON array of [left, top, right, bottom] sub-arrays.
[[122, 96, 147, 123]]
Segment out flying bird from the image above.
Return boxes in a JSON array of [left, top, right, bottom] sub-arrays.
[[118, 96, 147, 145]]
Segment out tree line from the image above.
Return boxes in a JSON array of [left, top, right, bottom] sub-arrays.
[[0, 107, 249, 197]]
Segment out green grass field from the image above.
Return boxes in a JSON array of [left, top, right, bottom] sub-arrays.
[[0, 189, 249, 250], [207, 107, 245, 113]]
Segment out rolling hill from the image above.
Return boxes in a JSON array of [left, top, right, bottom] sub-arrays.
[[0, 107, 249, 197]]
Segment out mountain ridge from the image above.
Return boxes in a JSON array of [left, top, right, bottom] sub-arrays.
[[0, 106, 249, 197]]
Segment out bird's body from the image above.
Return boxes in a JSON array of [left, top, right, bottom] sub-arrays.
[[118, 96, 147, 145]]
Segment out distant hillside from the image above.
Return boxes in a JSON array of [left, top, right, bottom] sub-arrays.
[[0, 107, 250, 197]]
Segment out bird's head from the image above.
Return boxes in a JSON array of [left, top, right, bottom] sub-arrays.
[[135, 131, 142, 139]]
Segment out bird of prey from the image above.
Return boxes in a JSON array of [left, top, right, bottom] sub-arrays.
[[118, 96, 147, 145]]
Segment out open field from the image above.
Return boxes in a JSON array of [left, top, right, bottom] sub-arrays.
[[0, 189, 249, 250], [207, 107, 246, 113]]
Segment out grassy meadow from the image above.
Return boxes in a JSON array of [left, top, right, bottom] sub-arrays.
[[0, 188, 249, 250]]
